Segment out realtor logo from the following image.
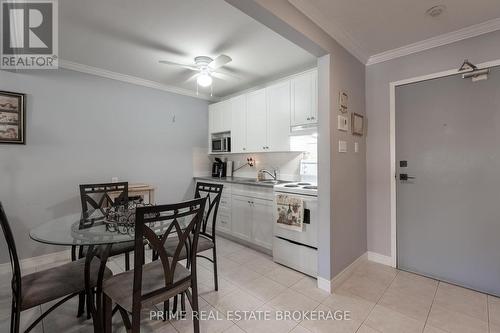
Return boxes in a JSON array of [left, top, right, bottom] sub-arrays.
[[1, 0, 58, 69]]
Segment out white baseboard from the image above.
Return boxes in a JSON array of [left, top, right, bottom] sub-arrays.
[[317, 276, 332, 293], [0, 249, 71, 274], [317, 252, 368, 293], [367, 251, 394, 266]]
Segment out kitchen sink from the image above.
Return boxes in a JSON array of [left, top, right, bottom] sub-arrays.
[[239, 178, 283, 185], [259, 180, 280, 184]]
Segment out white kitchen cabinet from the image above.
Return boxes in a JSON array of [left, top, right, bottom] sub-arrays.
[[291, 69, 317, 126], [250, 198, 274, 250], [267, 80, 291, 152], [230, 95, 247, 153], [210, 68, 317, 154], [209, 100, 231, 134], [245, 88, 267, 152], [216, 208, 231, 234], [231, 195, 253, 242]]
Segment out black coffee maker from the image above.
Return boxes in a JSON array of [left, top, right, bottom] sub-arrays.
[[212, 158, 227, 178]]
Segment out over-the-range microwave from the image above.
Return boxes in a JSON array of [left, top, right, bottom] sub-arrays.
[[211, 133, 231, 153]]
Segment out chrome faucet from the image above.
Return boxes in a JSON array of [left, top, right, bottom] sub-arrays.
[[259, 169, 278, 180]]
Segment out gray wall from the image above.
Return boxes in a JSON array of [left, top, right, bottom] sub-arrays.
[[228, 0, 367, 280], [0, 68, 208, 263], [366, 30, 500, 257]]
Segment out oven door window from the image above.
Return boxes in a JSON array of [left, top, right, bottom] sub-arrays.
[[212, 139, 222, 151]]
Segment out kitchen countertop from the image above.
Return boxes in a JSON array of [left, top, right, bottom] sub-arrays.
[[194, 176, 291, 188]]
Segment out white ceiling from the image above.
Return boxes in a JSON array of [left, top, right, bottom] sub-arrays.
[[289, 0, 500, 63], [59, 0, 316, 98]]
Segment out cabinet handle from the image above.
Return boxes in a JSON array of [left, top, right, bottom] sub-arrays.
[[243, 148, 246, 151], [311, 116, 315, 120], [307, 117, 310, 120]]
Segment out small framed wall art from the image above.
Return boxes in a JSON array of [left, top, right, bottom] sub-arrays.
[[0, 91, 26, 144], [351, 112, 364, 136]]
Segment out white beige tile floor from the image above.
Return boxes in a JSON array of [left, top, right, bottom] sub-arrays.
[[1, 236, 499, 333]]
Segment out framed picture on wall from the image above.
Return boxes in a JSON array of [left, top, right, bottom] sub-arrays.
[[0, 91, 26, 144], [351, 112, 364, 136]]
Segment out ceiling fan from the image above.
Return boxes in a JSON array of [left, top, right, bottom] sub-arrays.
[[159, 54, 236, 92]]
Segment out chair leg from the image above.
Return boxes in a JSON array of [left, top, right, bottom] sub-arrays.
[[124, 252, 130, 271], [103, 294, 112, 333], [86, 289, 94, 320], [212, 245, 219, 291], [11, 299, 20, 333], [131, 306, 141, 333], [173, 295, 178, 314], [192, 284, 200, 333], [163, 299, 169, 322], [77, 292, 85, 317], [181, 293, 186, 318]]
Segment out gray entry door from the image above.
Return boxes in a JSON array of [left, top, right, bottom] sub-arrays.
[[396, 67, 500, 296]]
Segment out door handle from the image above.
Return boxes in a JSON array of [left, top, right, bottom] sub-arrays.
[[399, 173, 416, 181]]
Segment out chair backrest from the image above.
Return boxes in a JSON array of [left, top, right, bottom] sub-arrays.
[[0, 202, 21, 300], [194, 182, 223, 239], [79, 182, 129, 212], [132, 197, 206, 308]]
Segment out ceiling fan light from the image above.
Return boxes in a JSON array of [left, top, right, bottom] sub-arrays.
[[197, 73, 212, 87]]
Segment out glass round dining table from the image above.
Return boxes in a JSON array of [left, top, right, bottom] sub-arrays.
[[31, 208, 142, 247], [29, 206, 183, 333]]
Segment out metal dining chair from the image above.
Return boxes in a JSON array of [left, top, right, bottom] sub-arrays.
[[75, 182, 139, 317], [102, 197, 207, 333], [0, 202, 112, 333], [163, 182, 223, 290]]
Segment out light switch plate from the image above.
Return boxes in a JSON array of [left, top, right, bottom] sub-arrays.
[[354, 142, 359, 153], [338, 115, 348, 131], [338, 140, 347, 153]]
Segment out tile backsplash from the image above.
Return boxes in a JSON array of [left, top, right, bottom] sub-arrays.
[[221, 152, 305, 181], [194, 134, 318, 181]]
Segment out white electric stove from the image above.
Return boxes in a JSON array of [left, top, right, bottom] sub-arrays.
[[274, 182, 318, 197], [272, 161, 318, 277]]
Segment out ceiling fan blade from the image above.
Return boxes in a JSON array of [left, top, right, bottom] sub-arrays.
[[212, 69, 241, 81], [208, 54, 232, 70], [184, 73, 199, 84], [159, 60, 199, 71]]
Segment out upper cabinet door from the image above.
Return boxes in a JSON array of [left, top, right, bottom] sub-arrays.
[[310, 69, 318, 122], [267, 81, 291, 152], [209, 100, 231, 134], [246, 88, 267, 152], [209, 102, 222, 134], [220, 100, 232, 132], [291, 70, 317, 126], [230, 95, 247, 153]]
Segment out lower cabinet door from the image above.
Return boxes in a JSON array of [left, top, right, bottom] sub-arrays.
[[251, 198, 274, 250], [216, 207, 231, 234], [231, 195, 252, 241]]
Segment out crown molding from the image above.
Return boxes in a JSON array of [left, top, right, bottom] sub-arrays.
[[366, 18, 500, 66], [59, 60, 219, 101], [288, 0, 368, 64]]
